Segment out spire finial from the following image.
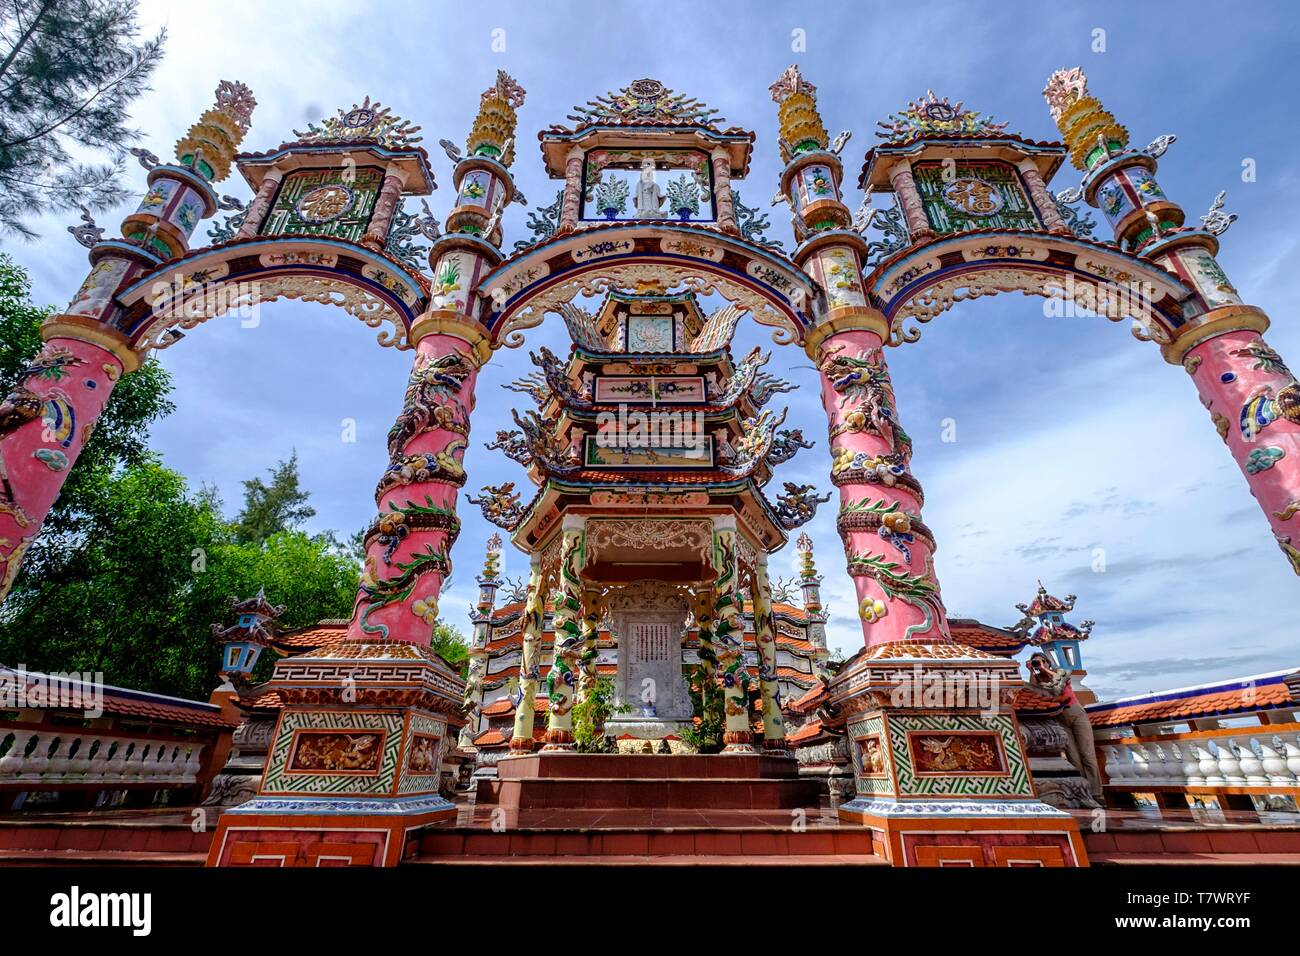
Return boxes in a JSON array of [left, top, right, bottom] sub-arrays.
[[769, 65, 828, 162], [467, 71, 526, 167], [173, 79, 257, 182], [1042, 66, 1128, 170]]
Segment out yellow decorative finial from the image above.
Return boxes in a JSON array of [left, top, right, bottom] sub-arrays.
[[174, 80, 256, 183], [769, 65, 828, 161], [467, 70, 526, 168], [1043, 67, 1128, 171]]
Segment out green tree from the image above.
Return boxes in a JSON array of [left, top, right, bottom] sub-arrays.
[[0, 457, 226, 696], [679, 663, 724, 754], [231, 452, 316, 544], [0, 0, 165, 237], [572, 677, 628, 753], [430, 619, 469, 674]]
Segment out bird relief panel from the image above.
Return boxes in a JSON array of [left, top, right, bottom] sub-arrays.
[[66, 259, 132, 320], [1176, 247, 1242, 309], [431, 251, 476, 311], [582, 148, 715, 223], [907, 731, 1008, 776]]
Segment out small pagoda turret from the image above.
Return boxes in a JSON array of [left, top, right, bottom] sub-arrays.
[[211, 588, 286, 686], [1013, 581, 1097, 704], [470, 284, 827, 755]]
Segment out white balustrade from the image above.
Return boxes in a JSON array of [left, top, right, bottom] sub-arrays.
[[1284, 736, 1300, 780], [1196, 743, 1224, 787], [1103, 745, 1131, 784], [0, 729, 204, 789], [1230, 735, 1270, 787], [1216, 738, 1246, 786], [1101, 728, 1300, 796]]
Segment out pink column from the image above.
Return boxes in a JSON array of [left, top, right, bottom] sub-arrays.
[[348, 329, 479, 643], [1182, 326, 1300, 570], [234, 169, 283, 239], [0, 330, 133, 599], [362, 169, 405, 249], [1017, 159, 1070, 235], [817, 326, 950, 646], [559, 152, 584, 231], [887, 163, 934, 242], [711, 151, 737, 234]]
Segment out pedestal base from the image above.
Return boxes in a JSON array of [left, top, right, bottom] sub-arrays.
[[205, 639, 465, 868], [206, 794, 456, 867], [479, 753, 821, 811], [837, 797, 1089, 866]]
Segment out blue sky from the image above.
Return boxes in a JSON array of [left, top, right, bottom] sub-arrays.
[[5, 0, 1300, 700]]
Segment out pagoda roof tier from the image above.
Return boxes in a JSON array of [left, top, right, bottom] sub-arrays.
[[510, 478, 789, 559], [539, 78, 754, 178], [859, 134, 1066, 192]]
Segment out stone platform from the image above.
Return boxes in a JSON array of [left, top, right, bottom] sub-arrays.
[[478, 753, 823, 812]]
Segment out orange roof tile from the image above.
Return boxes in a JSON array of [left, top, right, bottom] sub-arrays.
[[1088, 680, 1294, 728], [949, 619, 1026, 654], [1012, 688, 1067, 714], [2, 670, 239, 729], [274, 622, 350, 649], [789, 683, 828, 713], [786, 719, 826, 744]]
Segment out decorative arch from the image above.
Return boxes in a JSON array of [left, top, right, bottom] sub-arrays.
[[867, 229, 1195, 346], [476, 224, 818, 349], [111, 237, 431, 351]]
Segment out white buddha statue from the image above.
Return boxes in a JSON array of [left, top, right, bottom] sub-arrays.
[[633, 158, 665, 218]]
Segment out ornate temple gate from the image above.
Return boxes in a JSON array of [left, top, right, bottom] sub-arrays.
[[0, 61, 1294, 866]]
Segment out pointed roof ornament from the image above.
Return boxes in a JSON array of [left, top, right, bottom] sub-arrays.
[[1012, 581, 1093, 643], [1042, 66, 1129, 170], [769, 65, 828, 162], [174, 79, 257, 182], [467, 71, 526, 167], [768, 64, 817, 104], [875, 90, 1008, 142], [565, 78, 724, 128], [1042, 67, 1090, 123], [292, 96, 423, 150], [482, 70, 527, 109]]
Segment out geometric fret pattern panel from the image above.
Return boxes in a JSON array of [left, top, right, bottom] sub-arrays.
[[261, 711, 403, 796], [886, 713, 1032, 798]]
